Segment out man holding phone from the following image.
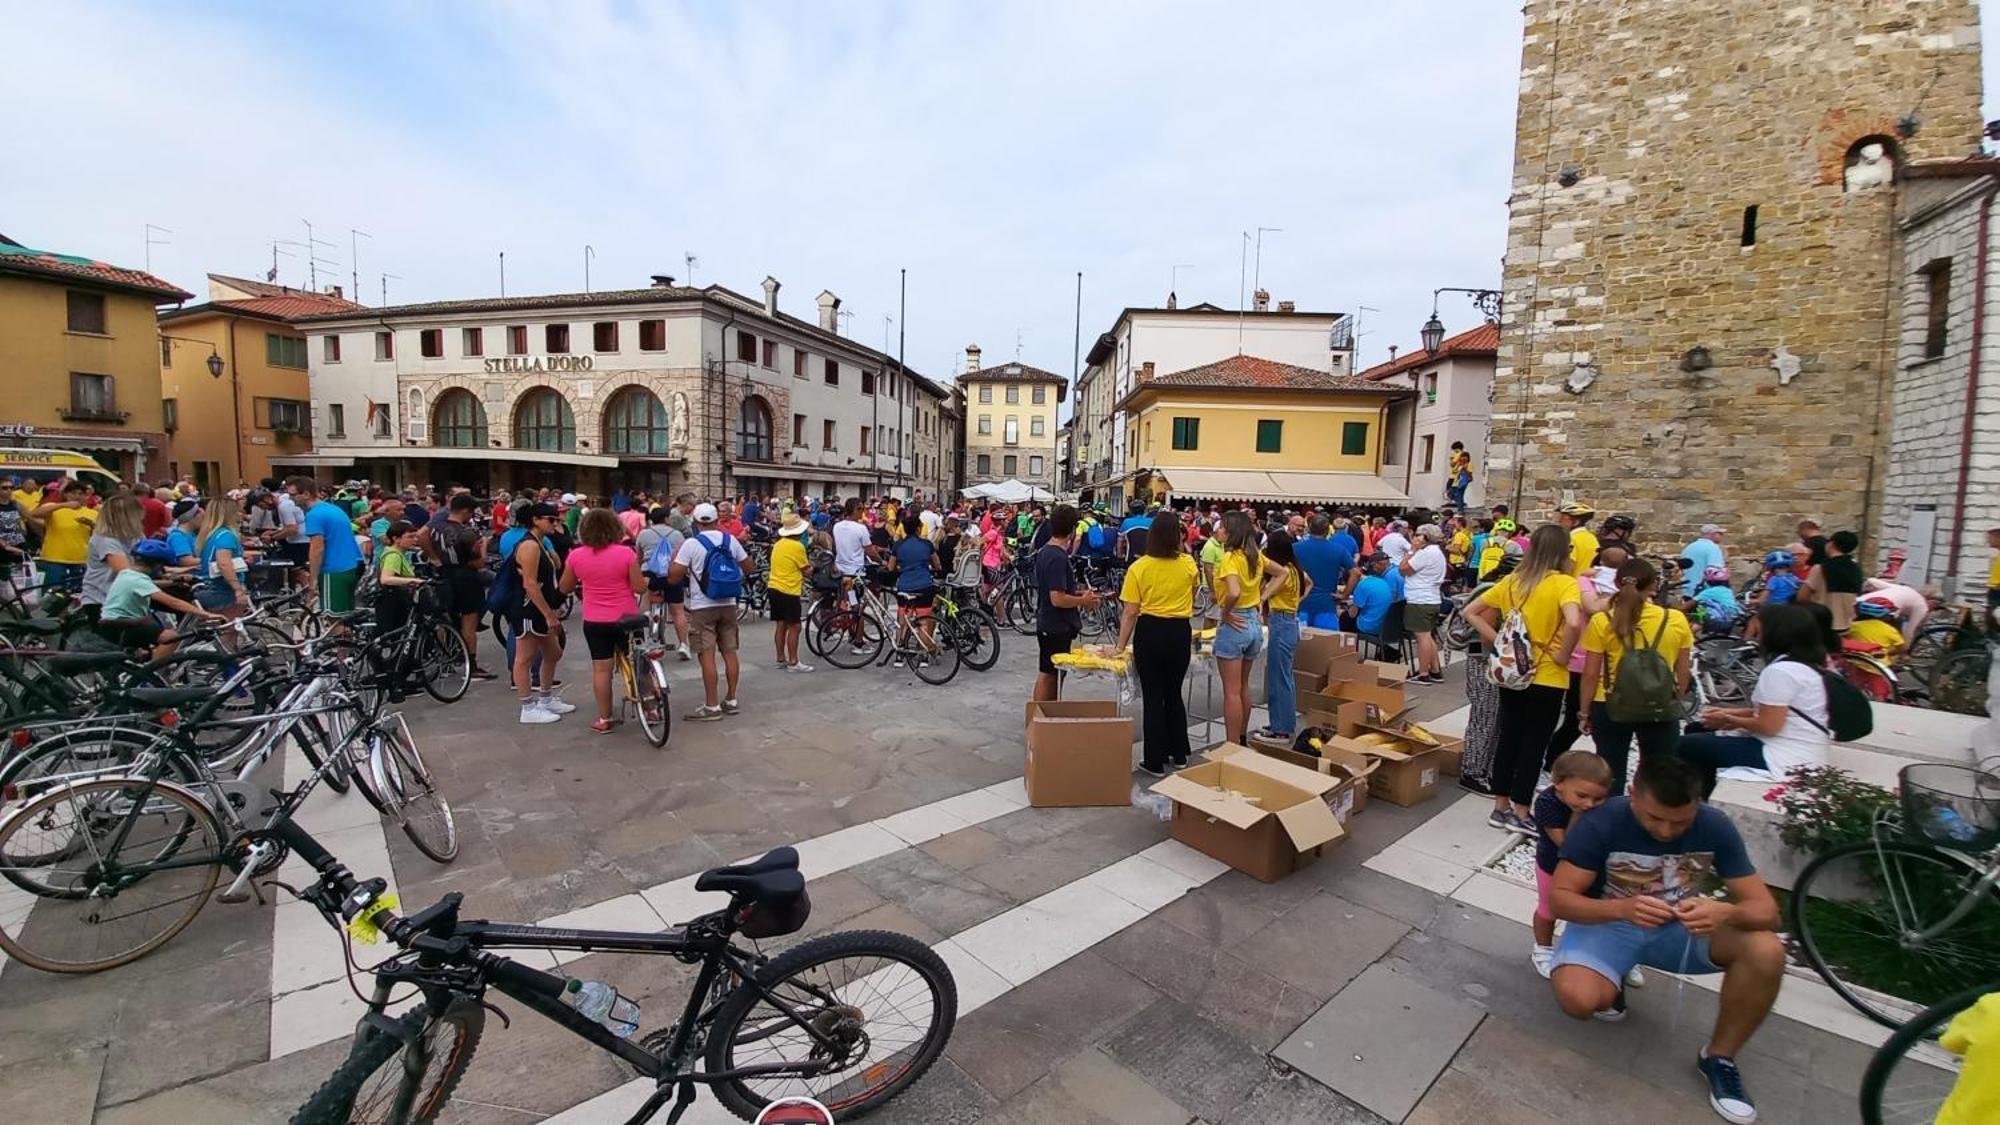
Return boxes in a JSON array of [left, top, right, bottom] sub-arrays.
[[1546, 754, 1785, 1125]]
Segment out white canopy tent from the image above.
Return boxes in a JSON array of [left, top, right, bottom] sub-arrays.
[[961, 479, 1055, 504]]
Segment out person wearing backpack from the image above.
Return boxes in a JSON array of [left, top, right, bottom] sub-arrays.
[[637, 505, 692, 661], [1577, 557, 1693, 795], [1465, 523, 1586, 835], [668, 503, 751, 721], [1675, 602, 1841, 799]]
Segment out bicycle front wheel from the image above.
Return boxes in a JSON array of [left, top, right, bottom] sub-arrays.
[[1930, 648, 1991, 717], [369, 718, 458, 863], [1859, 979, 1995, 1125], [704, 929, 957, 1122], [957, 608, 1002, 672], [0, 776, 223, 973], [635, 652, 671, 748], [822, 610, 885, 670], [421, 622, 472, 704], [1790, 839, 2000, 1028], [289, 995, 484, 1125]]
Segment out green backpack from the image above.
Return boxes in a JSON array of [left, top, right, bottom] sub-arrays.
[[1605, 613, 1682, 723]]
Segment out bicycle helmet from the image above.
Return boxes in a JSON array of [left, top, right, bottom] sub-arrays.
[[1493, 517, 1518, 534], [1762, 549, 1795, 570], [1702, 565, 1729, 585], [1854, 599, 1894, 621], [132, 538, 178, 564], [1601, 514, 1636, 535], [1556, 501, 1595, 518]]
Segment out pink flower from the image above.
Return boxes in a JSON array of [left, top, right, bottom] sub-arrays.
[[1763, 785, 1788, 803]]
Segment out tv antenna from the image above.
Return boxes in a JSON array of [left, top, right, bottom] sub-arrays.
[[684, 251, 700, 286], [268, 239, 305, 284], [349, 229, 371, 302], [380, 272, 403, 306], [300, 220, 339, 292], [144, 224, 172, 273]]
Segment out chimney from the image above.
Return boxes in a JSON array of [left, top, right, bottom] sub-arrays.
[[1388, 345, 1399, 362], [325, 284, 344, 300], [964, 343, 982, 373], [761, 276, 780, 317], [1166, 291, 1178, 310], [1252, 288, 1270, 312], [1139, 361, 1155, 383], [650, 274, 677, 288], [1276, 300, 1295, 314], [817, 289, 841, 332]]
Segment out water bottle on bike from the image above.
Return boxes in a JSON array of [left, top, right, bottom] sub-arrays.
[[562, 978, 641, 1038]]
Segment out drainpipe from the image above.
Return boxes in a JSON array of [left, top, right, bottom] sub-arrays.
[[1947, 181, 1997, 586], [227, 316, 245, 486]]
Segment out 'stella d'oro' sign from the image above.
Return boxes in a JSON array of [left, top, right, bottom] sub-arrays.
[[483, 355, 595, 374]]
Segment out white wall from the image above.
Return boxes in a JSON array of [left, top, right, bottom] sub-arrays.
[[1378, 354, 1494, 508]]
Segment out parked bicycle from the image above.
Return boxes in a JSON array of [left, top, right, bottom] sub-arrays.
[[1858, 978, 1996, 1125]]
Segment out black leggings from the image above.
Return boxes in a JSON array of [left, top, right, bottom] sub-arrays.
[[1544, 670, 1585, 769], [1493, 683, 1566, 807], [1587, 701, 1682, 796], [1133, 615, 1192, 769]]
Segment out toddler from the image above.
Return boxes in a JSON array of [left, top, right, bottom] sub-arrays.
[[1530, 750, 1613, 979]]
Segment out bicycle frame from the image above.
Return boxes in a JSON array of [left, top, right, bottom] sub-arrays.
[[1867, 818, 2000, 944]]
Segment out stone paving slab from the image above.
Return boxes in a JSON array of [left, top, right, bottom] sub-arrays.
[[1273, 963, 1485, 1123]]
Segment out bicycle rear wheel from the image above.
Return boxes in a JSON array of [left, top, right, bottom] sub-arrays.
[[1930, 648, 1991, 717], [956, 607, 1002, 672], [368, 717, 458, 863], [421, 622, 472, 704], [634, 651, 671, 748], [1789, 838, 2000, 1028], [1860, 979, 1994, 1125], [704, 929, 956, 1122], [289, 996, 484, 1125], [907, 629, 960, 685], [822, 610, 885, 670], [1003, 586, 1036, 636], [0, 777, 223, 973]]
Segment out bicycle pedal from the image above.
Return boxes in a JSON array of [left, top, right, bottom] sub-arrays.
[[215, 885, 255, 905]]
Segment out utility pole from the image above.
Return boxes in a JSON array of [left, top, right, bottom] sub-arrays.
[[897, 268, 907, 496], [350, 229, 370, 302], [1073, 270, 1082, 495], [584, 244, 595, 294]]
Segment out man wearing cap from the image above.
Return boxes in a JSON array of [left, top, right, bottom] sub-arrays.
[[669, 503, 752, 721], [1680, 524, 1727, 597]]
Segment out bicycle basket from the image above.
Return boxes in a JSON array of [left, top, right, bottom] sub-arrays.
[[1898, 762, 2000, 851], [736, 887, 812, 939]]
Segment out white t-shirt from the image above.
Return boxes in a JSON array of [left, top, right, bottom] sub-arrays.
[[1378, 531, 1412, 565], [918, 510, 943, 539], [1720, 659, 1832, 781], [277, 494, 307, 543], [674, 530, 750, 611], [832, 519, 871, 577], [1403, 544, 1448, 605]]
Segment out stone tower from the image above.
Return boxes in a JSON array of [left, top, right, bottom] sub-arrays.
[[1487, 0, 1983, 556]]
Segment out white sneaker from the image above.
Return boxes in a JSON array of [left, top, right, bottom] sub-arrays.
[[539, 692, 577, 715], [774, 660, 791, 669], [1531, 944, 1555, 979], [676, 643, 692, 662], [519, 703, 559, 725], [788, 661, 815, 673], [1626, 966, 1647, 988]]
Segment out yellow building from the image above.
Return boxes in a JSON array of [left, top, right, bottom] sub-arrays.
[[157, 274, 361, 491], [0, 233, 191, 481], [958, 344, 1065, 491], [1112, 354, 1413, 509]]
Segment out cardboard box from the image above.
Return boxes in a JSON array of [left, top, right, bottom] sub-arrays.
[[1327, 732, 1444, 807], [1355, 715, 1465, 780], [1299, 677, 1407, 737], [1150, 746, 1346, 882], [1023, 700, 1133, 808], [1243, 739, 1377, 822], [1294, 629, 1357, 679]]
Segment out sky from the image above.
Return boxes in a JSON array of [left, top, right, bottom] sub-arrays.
[[3, 1, 1995, 389]]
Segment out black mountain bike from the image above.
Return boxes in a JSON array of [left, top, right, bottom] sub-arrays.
[[282, 825, 957, 1124]]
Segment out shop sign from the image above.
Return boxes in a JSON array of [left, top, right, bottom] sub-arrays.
[[482, 356, 595, 375], [0, 424, 36, 438]]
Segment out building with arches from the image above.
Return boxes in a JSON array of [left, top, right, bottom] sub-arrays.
[[294, 276, 958, 501]]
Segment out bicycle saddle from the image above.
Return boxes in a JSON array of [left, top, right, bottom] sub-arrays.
[[126, 684, 224, 708], [2, 618, 65, 636], [44, 650, 132, 673], [696, 846, 802, 899], [616, 613, 649, 632]]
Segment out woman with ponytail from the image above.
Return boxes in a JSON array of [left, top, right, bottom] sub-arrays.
[[1577, 556, 1693, 794]]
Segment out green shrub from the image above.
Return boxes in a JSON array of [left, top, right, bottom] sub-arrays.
[[1768, 765, 1897, 857]]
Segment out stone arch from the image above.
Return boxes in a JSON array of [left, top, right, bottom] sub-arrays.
[[431, 387, 489, 448], [513, 385, 577, 453], [1813, 110, 1904, 185], [1841, 134, 1900, 192], [601, 382, 671, 456]]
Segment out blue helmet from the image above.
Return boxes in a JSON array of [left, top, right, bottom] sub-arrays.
[[132, 538, 178, 564], [1762, 549, 1795, 570], [1854, 599, 1894, 621]]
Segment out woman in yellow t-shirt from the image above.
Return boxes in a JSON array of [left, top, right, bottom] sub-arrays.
[[31, 480, 98, 591], [1256, 530, 1312, 744], [1467, 523, 1584, 830], [1116, 517, 1201, 773], [1212, 510, 1287, 748], [767, 515, 812, 671], [1576, 557, 1693, 794]]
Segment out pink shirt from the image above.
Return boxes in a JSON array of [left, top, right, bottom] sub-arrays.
[[618, 508, 645, 541], [566, 543, 639, 623]]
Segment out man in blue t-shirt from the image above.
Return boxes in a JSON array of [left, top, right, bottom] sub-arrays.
[[1117, 503, 1153, 560], [1347, 551, 1396, 639], [294, 477, 364, 613], [1294, 514, 1356, 630], [1679, 524, 1727, 597], [1548, 755, 1783, 1125]]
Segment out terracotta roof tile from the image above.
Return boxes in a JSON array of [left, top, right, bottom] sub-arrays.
[[1357, 322, 1499, 382], [0, 242, 191, 301], [961, 362, 1065, 384], [1114, 354, 1404, 414]]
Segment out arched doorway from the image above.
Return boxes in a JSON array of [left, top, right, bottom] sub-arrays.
[[603, 385, 670, 455], [431, 389, 488, 448], [514, 387, 576, 453], [735, 394, 773, 462]]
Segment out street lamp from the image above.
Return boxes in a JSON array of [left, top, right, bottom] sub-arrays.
[[1419, 314, 1446, 357], [160, 333, 225, 377], [206, 351, 225, 378], [1421, 287, 1503, 355]]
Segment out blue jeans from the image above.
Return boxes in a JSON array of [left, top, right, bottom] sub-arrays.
[[1213, 618, 1264, 661], [1264, 611, 1299, 735], [1673, 731, 1768, 799], [1554, 919, 1719, 987], [1302, 608, 1341, 631]]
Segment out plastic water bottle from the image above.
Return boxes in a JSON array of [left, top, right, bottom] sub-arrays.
[[563, 979, 641, 1038], [1927, 806, 1980, 846]]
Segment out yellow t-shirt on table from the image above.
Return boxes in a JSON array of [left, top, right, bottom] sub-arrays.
[[1582, 603, 1694, 702], [40, 506, 97, 564], [767, 537, 808, 596], [1120, 553, 1199, 618], [1474, 570, 1583, 689], [1568, 527, 1600, 574], [1265, 565, 1302, 614]]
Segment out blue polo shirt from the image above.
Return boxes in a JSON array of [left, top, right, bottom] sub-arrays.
[[1295, 534, 1353, 616], [303, 500, 362, 574], [1351, 574, 1394, 635]]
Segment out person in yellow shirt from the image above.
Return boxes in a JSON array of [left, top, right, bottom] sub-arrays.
[[767, 512, 812, 671], [1558, 501, 1599, 574], [1467, 524, 1585, 831], [1986, 526, 2000, 611], [1938, 989, 2000, 1125], [1576, 557, 1694, 793], [31, 479, 97, 592], [1256, 530, 1312, 743], [1115, 517, 1201, 774]]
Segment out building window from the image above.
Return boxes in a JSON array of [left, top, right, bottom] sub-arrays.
[[594, 322, 619, 353], [1341, 421, 1369, 456], [1004, 417, 1019, 445], [323, 334, 342, 362], [433, 389, 487, 448], [978, 385, 992, 403], [823, 419, 837, 450], [737, 396, 773, 461], [1255, 419, 1283, 453], [507, 325, 528, 355], [161, 337, 174, 367], [268, 398, 308, 433], [68, 372, 116, 418], [418, 329, 443, 359], [328, 403, 346, 437], [1143, 420, 1152, 450], [546, 324, 570, 354], [860, 426, 872, 455], [1029, 455, 1044, 476], [737, 330, 757, 363], [462, 327, 484, 356], [66, 290, 107, 334], [374, 331, 394, 361], [1030, 417, 1045, 437], [1005, 385, 1019, 404], [162, 397, 178, 432], [793, 349, 807, 376], [603, 386, 671, 454], [263, 333, 308, 368], [761, 339, 777, 368], [862, 370, 876, 395], [792, 413, 807, 446], [514, 388, 576, 452], [638, 320, 665, 352], [1171, 416, 1200, 450], [1003, 454, 1018, 476], [977, 414, 991, 435], [1923, 258, 1952, 360], [1424, 372, 1438, 403], [1032, 385, 1047, 405], [824, 358, 839, 386], [976, 453, 991, 475], [1415, 433, 1434, 472]]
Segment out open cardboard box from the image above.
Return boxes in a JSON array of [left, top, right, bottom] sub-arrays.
[[1299, 677, 1407, 737], [1023, 699, 1133, 808], [1243, 737, 1377, 823], [1294, 629, 1357, 679], [1355, 713, 1466, 779], [1326, 726, 1445, 807], [1150, 745, 1346, 882]]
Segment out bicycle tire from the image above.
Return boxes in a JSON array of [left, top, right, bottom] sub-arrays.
[[289, 996, 485, 1125], [632, 651, 671, 748], [1859, 978, 1993, 1125], [369, 719, 458, 863], [0, 727, 204, 875], [293, 713, 353, 796], [0, 776, 223, 973], [1789, 838, 2000, 1029], [957, 608, 1002, 672], [822, 611, 885, 670], [1930, 648, 1991, 717], [421, 623, 472, 704], [1898, 624, 1960, 694], [1004, 587, 1036, 636], [703, 929, 957, 1122], [908, 631, 960, 685]]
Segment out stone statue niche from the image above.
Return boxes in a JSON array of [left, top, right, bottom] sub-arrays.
[[669, 391, 690, 453], [1844, 139, 1896, 192]]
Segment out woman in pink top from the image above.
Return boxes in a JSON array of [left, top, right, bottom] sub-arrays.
[[618, 505, 646, 542], [559, 508, 645, 732]]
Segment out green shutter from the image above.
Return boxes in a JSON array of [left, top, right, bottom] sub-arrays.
[[1341, 421, 1368, 456], [266, 333, 281, 366], [1255, 419, 1282, 453], [1171, 417, 1200, 450]]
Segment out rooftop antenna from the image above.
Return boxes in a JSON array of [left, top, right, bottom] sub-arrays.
[[1169, 263, 1194, 306], [1015, 329, 1023, 361], [1237, 230, 1250, 353], [301, 219, 337, 291], [499, 252, 506, 297], [836, 308, 854, 336], [684, 251, 700, 286], [583, 245, 595, 293], [349, 229, 370, 302], [1353, 305, 1380, 373], [268, 239, 304, 284], [1253, 227, 1282, 294], [144, 224, 172, 273], [380, 272, 402, 306]]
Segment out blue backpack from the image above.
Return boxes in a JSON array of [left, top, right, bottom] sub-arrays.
[[695, 532, 743, 600], [644, 530, 680, 577], [1085, 522, 1113, 553]]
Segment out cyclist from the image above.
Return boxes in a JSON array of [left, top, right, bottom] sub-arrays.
[[429, 493, 495, 680], [96, 537, 221, 657], [508, 502, 573, 725], [886, 513, 942, 667], [1478, 517, 1519, 580], [669, 503, 751, 722], [1556, 501, 1599, 574], [561, 508, 645, 735], [1691, 566, 1741, 636], [194, 494, 251, 615]]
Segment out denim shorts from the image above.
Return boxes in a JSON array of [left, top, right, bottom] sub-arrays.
[[1213, 619, 1264, 661], [1553, 918, 1719, 986]]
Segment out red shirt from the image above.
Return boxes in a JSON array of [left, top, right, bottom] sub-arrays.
[[718, 518, 747, 538], [140, 495, 170, 538]]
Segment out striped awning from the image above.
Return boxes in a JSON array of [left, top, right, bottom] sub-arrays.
[[1152, 467, 1409, 507]]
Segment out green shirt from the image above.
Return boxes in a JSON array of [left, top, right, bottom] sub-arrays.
[[102, 568, 159, 620], [380, 548, 415, 581], [1200, 537, 1225, 566]]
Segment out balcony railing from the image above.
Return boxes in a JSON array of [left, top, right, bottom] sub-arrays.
[[60, 403, 127, 424]]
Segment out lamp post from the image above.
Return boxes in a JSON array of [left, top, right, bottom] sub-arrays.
[[160, 334, 241, 484], [1421, 287, 1502, 355]]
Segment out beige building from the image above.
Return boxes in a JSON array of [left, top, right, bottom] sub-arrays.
[[1361, 322, 1497, 509], [958, 345, 1064, 492], [1487, 0, 1982, 555]]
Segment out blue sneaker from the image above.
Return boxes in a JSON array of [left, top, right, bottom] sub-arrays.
[[1695, 1052, 1757, 1124]]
